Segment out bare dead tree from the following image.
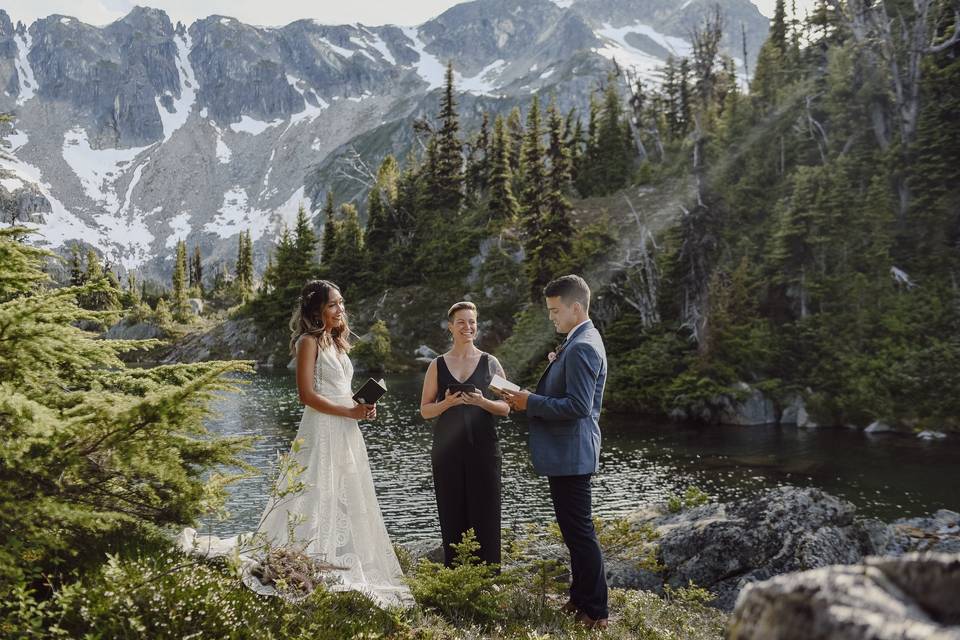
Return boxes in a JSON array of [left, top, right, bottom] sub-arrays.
[[691, 5, 725, 110], [830, 0, 960, 216], [608, 195, 661, 327], [333, 146, 404, 226], [803, 94, 830, 163], [741, 21, 751, 84], [618, 63, 650, 162]]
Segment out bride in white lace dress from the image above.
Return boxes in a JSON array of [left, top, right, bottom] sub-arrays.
[[180, 280, 412, 608]]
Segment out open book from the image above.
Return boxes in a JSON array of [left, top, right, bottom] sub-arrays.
[[353, 378, 387, 404], [489, 373, 521, 394]]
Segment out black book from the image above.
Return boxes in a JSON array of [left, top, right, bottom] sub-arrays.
[[353, 378, 387, 404], [447, 383, 479, 395]]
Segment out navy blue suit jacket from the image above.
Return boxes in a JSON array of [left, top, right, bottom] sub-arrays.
[[526, 320, 607, 476]]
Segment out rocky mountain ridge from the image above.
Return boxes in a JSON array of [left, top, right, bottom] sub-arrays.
[[0, 0, 767, 279]]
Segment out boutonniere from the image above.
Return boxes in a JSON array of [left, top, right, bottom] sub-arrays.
[[547, 351, 557, 363]]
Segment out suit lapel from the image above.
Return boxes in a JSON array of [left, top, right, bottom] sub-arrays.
[[535, 321, 593, 391]]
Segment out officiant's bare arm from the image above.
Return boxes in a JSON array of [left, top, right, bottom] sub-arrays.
[[296, 335, 373, 420], [420, 359, 465, 419]]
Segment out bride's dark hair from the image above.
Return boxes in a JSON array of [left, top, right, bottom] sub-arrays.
[[289, 280, 352, 355]]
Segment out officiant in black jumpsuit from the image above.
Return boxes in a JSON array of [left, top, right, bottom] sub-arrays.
[[419, 301, 510, 567]]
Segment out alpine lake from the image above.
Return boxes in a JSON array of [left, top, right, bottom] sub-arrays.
[[200, 369, 960, 543]]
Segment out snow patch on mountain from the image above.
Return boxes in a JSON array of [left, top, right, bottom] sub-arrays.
[[459, 59, 507, 95], [14, 33, 38, 105], [229, 116, 284, 135], [360, 29, 396, 65], [155, 33, 198, 142], [62, 127, 151, 212], [401, 26, 446, 90], [594, 22, 691, 81], [205, 187, 271, 239], [166, 211, 192, 248]]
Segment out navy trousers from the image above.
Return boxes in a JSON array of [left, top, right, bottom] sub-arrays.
[[548, 474, 608, 620]]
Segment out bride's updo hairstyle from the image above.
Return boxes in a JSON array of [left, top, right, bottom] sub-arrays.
[[289, 279, 352, 355]]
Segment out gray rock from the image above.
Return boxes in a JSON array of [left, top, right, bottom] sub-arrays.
[[797, 403, 819, 428], [624, 486, 881, 610], [414, 344, 439, 360], [719, 382, 777, 426], [104, 319, 166, 340], [865, 420, 895, 433], [729, 553, 960, 640], [187, 297, 204, 315], [780, 394, 804, 426], [918, 430, 948, 440]]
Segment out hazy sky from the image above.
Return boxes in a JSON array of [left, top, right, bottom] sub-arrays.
[[2, 0, 816, 28]]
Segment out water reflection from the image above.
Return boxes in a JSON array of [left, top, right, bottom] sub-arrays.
[[201, 370, 960, 543]]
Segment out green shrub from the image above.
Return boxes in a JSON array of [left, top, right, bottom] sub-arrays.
[[48, 547, 405, 640], [352, 319, 394, 372], [408, 529, 513, 626], [667, 486, 711, 514]]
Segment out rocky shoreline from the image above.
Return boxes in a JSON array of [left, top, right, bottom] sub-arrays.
[[407, 486, 960, 637]]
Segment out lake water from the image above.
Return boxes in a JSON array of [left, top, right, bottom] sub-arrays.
[[201, 370, 960, 544]]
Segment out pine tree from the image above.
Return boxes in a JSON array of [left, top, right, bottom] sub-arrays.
[[331, 203, 365, 296], [576, 92, 601, 196], [595, 78, 632, 194], [292, 203, 318, 285], [430, 62, 464, 212], [465, 112, 491, 200], [320, 192, 341, 272], [527, 101, 576, 301], [234, 231, 254, 300], [486, 115, 519, 225], [190, 245, 203, 296], [0, 227, 250, 588], [172, 239, 190, 322], [69, 243, 84, 287], [78, 249, 120, 312], [519, 95, 548, 240], [506, 106, 525, 175], [771, 0, 788, 53]]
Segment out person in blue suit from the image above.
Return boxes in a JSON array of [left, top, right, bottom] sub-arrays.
[[498, 274, 608, 629]]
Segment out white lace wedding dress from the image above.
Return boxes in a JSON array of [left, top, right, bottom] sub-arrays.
[[179, 339, 413, 609]]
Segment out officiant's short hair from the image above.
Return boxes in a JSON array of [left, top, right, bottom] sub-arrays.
[[543, 275, 591, 312], [447, 301, 477, 320]]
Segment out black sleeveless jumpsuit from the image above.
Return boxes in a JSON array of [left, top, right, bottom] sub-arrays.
[[432, 353, 502, 566]]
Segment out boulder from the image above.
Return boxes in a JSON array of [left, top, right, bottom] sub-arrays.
[[796, 403, 819, 428], [188, 297, 204, 315], [104, 319, 165, 340], [865, 421, 895, 433], [918, 430, 947, 440], [780, 394, 804, 426], [728, 553, 960, 639], [625, 486, 880, 610], [719, 383, 777, 426], [413, 344, 440, 362]]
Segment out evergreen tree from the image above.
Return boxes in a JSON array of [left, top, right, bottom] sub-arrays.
[[576, 92, 601, 196], [172, 239, 190, 321], [78, 249, 120, 312], [465, 112, 491, 200], [292, 203, 318, 284], [331, 204, 365, 296], [770, 0, 788, 53], [526, 101, 576, 301], [190, 245, 203, 296], [519, 95, 548, 239], [430, 62, 464, 212], [320, 192, 340, 271], [235, 231, 254, 300], [0, 227, 250, 589], [486, 115, 519, 225], [69, 243, 84, 287], [594, 78, 633, 194], [506, 106, 525, 175]]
